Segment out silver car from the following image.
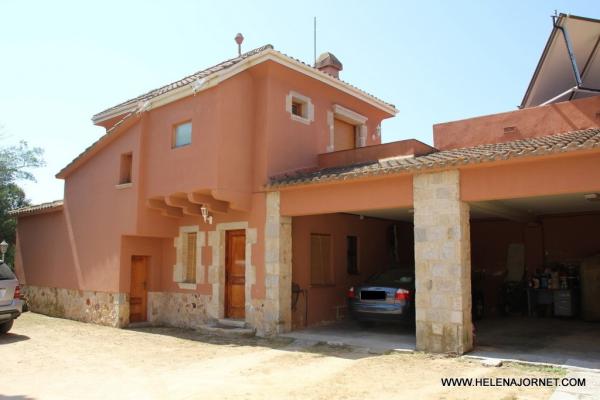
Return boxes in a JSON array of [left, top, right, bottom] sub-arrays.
[[0, 263, 24, 334]]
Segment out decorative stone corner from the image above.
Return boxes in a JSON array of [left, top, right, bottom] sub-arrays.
[[22, 285, 129, 327], [258, 191, 292, 336], [413, 170, 473, 354]]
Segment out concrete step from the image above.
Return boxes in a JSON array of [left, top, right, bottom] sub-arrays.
[[217, 318, 248, 329], [197, 323, 255, 338]]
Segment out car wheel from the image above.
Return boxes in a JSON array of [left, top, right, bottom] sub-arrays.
[[0, 319, 14, 334]]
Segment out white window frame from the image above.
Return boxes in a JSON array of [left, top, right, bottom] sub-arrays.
[[327, 104, 368, 152], [173, 225, 205, 290], [285, 91, 314, 125]]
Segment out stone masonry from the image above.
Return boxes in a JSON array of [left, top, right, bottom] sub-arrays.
[[259, 191, 292, 336], [413, 170, 473, 354], [22, 285, 129, 327]]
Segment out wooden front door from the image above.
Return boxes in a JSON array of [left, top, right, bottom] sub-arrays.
[[130, 256, 148, 323], [225, 230, 246, 319]]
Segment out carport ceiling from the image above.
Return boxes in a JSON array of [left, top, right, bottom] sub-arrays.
[[471, 192, 600, 221], [347, 208, 414, 222]]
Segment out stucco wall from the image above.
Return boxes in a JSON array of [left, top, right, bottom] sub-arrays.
[[291, 213, 413, 329], [434, 96, 600, 150]]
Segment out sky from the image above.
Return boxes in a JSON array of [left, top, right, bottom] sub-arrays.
[[0, 0, 598, 204]]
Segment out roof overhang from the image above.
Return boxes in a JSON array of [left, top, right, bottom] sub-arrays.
[[92, 48, 398, 125], [521, 13, 600, 108]]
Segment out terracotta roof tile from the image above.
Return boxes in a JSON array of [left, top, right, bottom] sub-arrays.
[[269, 128, 600, 187], [8, 200, 64, 217], [94, 45, 275, 120]]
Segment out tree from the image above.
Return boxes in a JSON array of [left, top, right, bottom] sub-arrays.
[[0, 133, 45, 267]]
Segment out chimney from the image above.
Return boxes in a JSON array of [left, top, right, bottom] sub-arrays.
[[315, 52, 343, 78]]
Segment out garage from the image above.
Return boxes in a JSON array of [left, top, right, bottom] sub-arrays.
[[284, 209, 416, 350], [468, 193, 600, 368]]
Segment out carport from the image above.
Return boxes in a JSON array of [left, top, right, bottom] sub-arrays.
[[270, 126, 600, 362], [467, 192, 600, 369], [278, 173, 418, 347]]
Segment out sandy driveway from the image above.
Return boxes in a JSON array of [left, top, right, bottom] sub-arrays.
[[0, 313, 564, 400]]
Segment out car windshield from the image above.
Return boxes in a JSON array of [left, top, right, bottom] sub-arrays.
[[0, 263, 16, 280], [368, 269, 414, 285]]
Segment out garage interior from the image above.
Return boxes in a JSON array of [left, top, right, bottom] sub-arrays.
[[284, 193, 600, 368]]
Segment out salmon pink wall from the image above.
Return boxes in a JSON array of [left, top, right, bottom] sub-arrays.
[[461, 152, 600, 202], [434, 96, 600, 150], [281, 174, 413, 216], [261, 61, 392, 179], [15, 211, 79, 290], [291, 213, 413, 329]]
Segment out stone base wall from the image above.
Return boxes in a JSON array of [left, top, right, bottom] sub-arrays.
[[22, 285, 128, 327], [148, 292, 211, 329]]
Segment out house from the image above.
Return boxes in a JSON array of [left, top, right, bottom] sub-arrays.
[[12, 14, 600, 355]]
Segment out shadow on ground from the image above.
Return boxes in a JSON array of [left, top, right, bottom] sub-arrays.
[[125, 321, 406, 360], [0, 333, 30, 345]]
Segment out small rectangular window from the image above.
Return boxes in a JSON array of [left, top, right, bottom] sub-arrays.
[[119, 153, 132, 184], [173, 121, 192, 148], [347, 236, 358, 275], [310, 233, 333, 286], [184, 232, 197, 283]]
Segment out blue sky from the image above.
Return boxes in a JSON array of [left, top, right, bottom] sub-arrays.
[[1, 0, 598, 204]]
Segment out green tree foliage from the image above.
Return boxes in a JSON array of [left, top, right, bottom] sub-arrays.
[[0, 134, 45, 266]]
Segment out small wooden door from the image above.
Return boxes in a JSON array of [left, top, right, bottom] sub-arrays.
[[130, 256, 148, 322], [334, 118, 356, 151], [225, 230, 246, 319]]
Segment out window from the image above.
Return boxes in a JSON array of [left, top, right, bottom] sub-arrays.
[[286, 91, 314, 124], [333, 118, 357, 151], [119, 153, 133, 184], [347, 236, 358, 275], [291, 100, 303, 117], [183, 232, 197, 283], [173, 121, 192, 148], [310, 233, 333, 285]]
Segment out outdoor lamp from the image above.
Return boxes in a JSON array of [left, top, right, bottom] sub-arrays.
[[0, 240, 8, 263], [200, 205, 208, 223]]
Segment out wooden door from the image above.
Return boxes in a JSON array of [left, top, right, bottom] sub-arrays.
[[130, 256, 148, 322], [334, 118, 356, 151], [225, 230, 246, 319]]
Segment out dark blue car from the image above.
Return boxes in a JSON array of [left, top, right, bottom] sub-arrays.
[[347, 268, 415, 325]]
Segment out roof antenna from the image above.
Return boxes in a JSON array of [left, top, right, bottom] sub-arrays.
[[235, 33, 244, 56], [313, 17, 317, 66]]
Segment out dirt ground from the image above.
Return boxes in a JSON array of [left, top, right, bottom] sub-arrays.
[[0, 313, 563, 400]]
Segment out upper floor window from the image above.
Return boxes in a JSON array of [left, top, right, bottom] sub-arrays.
[[118, 152, 133, 185], [286, 91, 314, 125], [173, 121, 192, 148]]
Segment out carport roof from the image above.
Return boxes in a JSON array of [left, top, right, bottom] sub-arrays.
[[268, 128, 600, 188]]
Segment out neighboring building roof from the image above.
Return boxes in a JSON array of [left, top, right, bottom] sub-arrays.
[[92, 44, 396, 124], [269, 128, 600, 188], [8, 200, 64, 217], [521, 13, 600, 108]]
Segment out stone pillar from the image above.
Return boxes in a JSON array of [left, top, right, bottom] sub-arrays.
[[413, 170, 473, 354], [261, 191, 292, 336]]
